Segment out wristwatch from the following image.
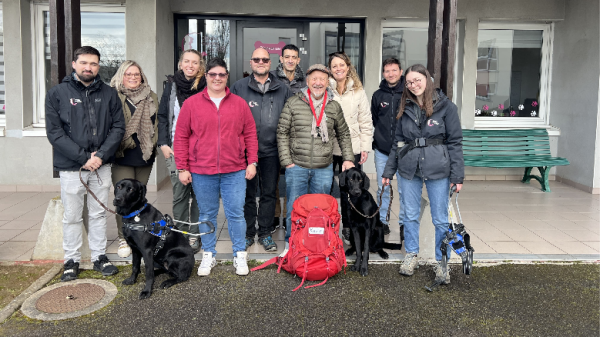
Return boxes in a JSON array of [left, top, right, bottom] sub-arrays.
[[252, 162, 258, 167], [177, 169, 187, 173]]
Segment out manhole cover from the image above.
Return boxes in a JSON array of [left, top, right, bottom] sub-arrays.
[[21, 279, 118, 321], [36, 283, 105, 314]]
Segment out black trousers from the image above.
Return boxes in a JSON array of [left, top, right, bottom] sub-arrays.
[[332, 154, 362, 229], [244, 156, 280, 238]]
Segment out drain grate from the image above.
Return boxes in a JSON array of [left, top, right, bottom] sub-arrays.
[[35, 283, 105, 314]]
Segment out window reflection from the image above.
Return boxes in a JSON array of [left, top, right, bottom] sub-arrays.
[[382, 27, 427, 70], [476, 29, 543, 118]]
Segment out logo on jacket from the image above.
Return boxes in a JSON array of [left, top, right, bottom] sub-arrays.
[[249, 101, 259, 107], [95, 98, 102, 103], [70, 98, 82, 106], [380, 102, 389, 108], [427, 119, 440, 126]]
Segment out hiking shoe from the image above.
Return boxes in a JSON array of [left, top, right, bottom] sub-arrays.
[[61, 259, 79, 282], [258, 236, 277, 252], [197, 252, 216, 276], [117, 239, 132, 258], [189, 237, 201, 254], [245, 237, 255, 250], [279, 242, 289, 258], [341, 228, 351, 245], [93, 255, 119, 276], [433, 262, 451, 285], [383, 225, 391, 236], [233, 251, 249, 276], [399, 253, 419, 276]]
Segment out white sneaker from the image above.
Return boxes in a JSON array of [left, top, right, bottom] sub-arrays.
[[197, 252, 216, 276], [117, 239, 132, 258], [279, 242, 289, 258], [233, 252, 249, 276]]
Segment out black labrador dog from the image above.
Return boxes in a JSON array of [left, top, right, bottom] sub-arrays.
[[339, 168, 403, 276], [113, 179, 195, 299]]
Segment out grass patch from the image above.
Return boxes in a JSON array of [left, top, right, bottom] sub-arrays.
[[0, 265, 53, 308]]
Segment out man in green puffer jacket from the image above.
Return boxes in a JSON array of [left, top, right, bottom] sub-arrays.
[[277, 64, 355, 245]]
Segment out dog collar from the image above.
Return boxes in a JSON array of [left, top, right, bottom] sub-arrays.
[[122, 203, 148, 219]]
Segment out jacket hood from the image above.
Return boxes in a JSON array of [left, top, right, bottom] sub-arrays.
[[275, 62, 305, 81], [378, 76, 405, 94], [328, 77, 356, 96]]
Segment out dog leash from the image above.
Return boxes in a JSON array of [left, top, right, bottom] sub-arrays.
[[79, 167, 215, 236], [79, 167, 118, 215], [347, 184, 394, 221]]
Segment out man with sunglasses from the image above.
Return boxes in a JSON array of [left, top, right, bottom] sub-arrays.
[[271, 44, 306, 94], [231, 47, 292, 253]]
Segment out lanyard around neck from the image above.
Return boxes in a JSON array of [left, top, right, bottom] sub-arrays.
[[307, 89, 327, 127]]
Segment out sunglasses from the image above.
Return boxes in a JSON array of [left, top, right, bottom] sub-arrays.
[[251, 58, 271, 64], [206, 72, 228, 78]]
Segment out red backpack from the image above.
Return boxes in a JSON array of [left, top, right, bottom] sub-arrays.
[[251, 194, 346, 291]]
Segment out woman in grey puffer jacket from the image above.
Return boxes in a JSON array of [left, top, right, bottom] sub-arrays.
[[382, 64, 464, 286]]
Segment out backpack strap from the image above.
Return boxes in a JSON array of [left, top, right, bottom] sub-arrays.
[[292, 257, 309, 292], [250, 256, 279, 272]]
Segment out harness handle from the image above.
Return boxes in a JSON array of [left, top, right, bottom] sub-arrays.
[[169, 218, 216, 237], [448, 185, 462, 225]]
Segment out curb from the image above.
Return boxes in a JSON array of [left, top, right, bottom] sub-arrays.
[[0, 264, 62, 324]]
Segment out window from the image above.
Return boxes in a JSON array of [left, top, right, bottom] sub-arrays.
[[33, 4, 125, 126], [475, 23, 553, 127], [381, 26, 428, 71]]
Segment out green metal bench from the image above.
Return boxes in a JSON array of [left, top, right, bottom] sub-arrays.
[[462, 129, 569, 192]]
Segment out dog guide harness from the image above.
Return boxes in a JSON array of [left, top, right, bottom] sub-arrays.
[[426, 186, 475, 292], [122, 204, 216, 256]]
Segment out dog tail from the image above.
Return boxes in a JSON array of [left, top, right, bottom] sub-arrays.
[[382, 242, 403, 251]]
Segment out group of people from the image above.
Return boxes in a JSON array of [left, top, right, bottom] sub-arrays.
[[46, 42, 463, 286]]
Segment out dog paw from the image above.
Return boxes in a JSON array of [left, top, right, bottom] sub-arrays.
[[160, 279, 177, 289], [139, 290, 152, 300], [360, 267, 369, 276], [379, 251, 389, 259], [122, 277, 136, 285], [350, 265, 357, 272]]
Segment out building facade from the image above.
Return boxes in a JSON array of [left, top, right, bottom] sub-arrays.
[[0, 0, 598, 193]]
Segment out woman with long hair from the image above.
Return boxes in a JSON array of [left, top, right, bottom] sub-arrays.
[[382, 64, 464, 286], [327, 52, 373, 240], [157, 49, 206, 254], [110, 60, 159, 258]]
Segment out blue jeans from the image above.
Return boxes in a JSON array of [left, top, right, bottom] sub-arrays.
[[374, 149, 404, 226], [400, 175, 451, 261], [285, 164, 334, 242], [191, 170, 246, 257]]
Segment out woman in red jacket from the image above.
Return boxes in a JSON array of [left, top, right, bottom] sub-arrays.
[[174, 58, 258, 277]]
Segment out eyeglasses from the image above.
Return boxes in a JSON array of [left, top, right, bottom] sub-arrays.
[[124, 73, 141, 78], [405, 77, 424, 88], [251, 58, 271, 64], [206, 72, 228, 78]]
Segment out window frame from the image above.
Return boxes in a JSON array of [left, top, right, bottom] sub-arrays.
[[474, 22, 554, 129], [0, 2, 5, 128], [31, 3, 126, 128]]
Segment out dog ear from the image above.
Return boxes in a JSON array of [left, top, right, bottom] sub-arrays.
[[134, 181, 147, 206], [361, 170, 370, 191], [338, 170, 347, 188]]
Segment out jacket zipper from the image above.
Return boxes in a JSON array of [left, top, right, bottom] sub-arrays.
[[216, 102, 221, 173], [390, 92, 395, 141]]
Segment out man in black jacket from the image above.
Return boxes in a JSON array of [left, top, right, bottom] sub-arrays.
[[46, 46, 125, 282], [270, 44, 306, 94], [232, 47, 292, 252], [371, 57, 405, 235]]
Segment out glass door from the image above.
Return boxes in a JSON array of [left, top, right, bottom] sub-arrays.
[[233, 21, 308, 84]]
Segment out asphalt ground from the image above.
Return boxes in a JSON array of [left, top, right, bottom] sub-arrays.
[[0, 262, 598, 336]]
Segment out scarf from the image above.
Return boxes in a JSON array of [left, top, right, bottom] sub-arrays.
[[118, 83, 156, 161], [174, 70, 200, 108]]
